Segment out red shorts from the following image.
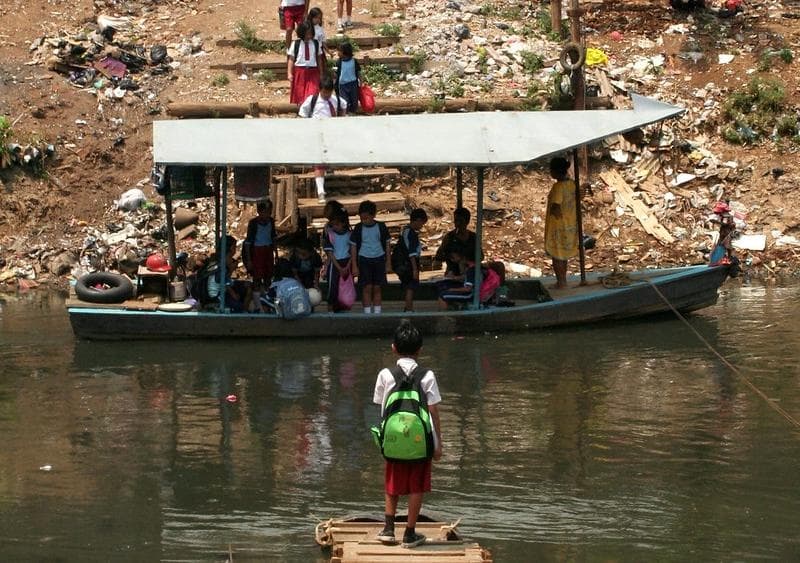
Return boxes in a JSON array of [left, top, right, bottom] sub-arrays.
[[283, 4, 306, 29], [385, 460, 431, 496], [251, 245, 274, 282]]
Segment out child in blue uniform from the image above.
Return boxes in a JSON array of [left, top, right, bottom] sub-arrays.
[[322, 208, 354, 311], [395, 208, 428, 312], [350, 200, 390, 314]]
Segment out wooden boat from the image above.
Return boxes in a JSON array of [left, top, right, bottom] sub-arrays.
[[315, 515, 492, 563], [67, 95, 733, 339], [67, 265, 729, 340]]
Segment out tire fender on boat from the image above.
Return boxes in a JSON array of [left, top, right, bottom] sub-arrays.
[[560, 42, 585, 71], [75, 272, 134, 304]]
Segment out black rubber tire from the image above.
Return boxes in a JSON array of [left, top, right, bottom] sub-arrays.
[[75, 272, 134, 304], [559, 42, 585, 71]]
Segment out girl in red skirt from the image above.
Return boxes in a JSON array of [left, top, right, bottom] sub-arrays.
[[244, 201, 279, 288], [287, 23, 325, 104]]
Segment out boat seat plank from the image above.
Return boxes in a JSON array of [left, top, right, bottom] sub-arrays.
[[65, 297, 161, 311], [299, 192, 406, 218], [274, 167, 400, 180]]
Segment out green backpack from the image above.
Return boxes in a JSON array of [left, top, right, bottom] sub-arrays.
[[371, 365, 434, 462]]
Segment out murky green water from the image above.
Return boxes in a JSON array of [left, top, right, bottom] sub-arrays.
[[1, 283, 799, 561]]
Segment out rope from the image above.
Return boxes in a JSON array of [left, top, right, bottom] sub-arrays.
[[601, 270, 633, 288], [646, 280, 800, 431]]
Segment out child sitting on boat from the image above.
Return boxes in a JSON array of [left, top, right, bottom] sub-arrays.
[[289, 237, 323, 289], [207, 235, 252, 313], [437, 246, 500, 310], [351, 200, 390, 314], [373, 320, 442, 548]]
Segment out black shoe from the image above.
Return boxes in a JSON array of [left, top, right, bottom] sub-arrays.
[[376, 528, 396, 543], [401, 532, 426, 548]]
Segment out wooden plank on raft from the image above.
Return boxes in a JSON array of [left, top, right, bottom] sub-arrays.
[[288, 175, 298, 229], [275, 178, 286, 223], [309, 211, 408, 231], [274, 168, 401, 181], [600, 169, 675, 245], [297, 192, 406, 217]]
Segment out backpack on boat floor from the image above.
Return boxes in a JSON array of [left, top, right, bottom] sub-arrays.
[[371, 365, 434, 462]]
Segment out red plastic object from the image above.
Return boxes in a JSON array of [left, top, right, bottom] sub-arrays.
[[358, 84, 376, 114]]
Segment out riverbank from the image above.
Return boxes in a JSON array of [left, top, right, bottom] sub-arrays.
[[1, 0, 799, 291]]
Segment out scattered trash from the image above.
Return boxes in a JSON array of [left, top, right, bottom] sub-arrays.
[[718, 54, 735, 64]]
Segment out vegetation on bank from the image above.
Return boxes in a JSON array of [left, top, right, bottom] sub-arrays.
[[721, 77, 798, 145]]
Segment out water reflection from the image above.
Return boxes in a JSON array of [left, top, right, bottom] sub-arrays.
[[1, 286, 799, 560]]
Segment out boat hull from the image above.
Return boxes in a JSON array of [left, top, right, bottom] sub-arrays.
[[68, 266, 730, 340]]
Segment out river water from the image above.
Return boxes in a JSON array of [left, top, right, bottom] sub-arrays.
[[1, 283, 799, 561]]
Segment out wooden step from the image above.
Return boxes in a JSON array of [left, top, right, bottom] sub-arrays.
[[298, 192, 406, 218], [210, 55, 412, 79], [310, 211, 408, 231], [216, 34, 401, 51]]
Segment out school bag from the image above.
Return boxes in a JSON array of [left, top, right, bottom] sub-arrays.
[[371, 365, 434, 462], [269, 277, 311, 319], [189, 258, 219, 305], [390, 227, 412, 277]]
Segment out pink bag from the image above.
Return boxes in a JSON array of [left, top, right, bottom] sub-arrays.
[[337, 269, 356, 309], [479, 267, 501, 303]]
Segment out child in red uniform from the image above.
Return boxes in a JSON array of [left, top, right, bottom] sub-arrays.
[[244, 201, 279, 288], [287, 22, 325, 104], [373, 321, 443, 548]]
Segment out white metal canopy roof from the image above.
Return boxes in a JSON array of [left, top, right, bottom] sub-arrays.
[[152, 94, 683, 167]]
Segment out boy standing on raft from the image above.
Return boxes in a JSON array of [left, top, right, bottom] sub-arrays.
[[373, 321, 443, 548]]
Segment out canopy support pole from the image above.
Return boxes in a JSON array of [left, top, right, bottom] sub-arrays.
[[472, 167, 484, 309], [219, 167, 228, 311], [572, 149, 587, 286], [214, 168, 222, 258], [456, 167, 463, 209], [164, 180, 177, 282]]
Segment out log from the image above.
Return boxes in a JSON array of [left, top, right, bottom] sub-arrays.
[[165, 102, 259, 118], [166, 96, 615, 118], [275, 178, 286, 223], [288, 175, 298, 230]]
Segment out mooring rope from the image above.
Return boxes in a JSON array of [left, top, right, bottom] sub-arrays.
[[647, 279, 800, 431]]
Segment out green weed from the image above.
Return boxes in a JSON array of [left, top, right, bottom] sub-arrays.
[[254, 69, 275, 84], [362, 64, 400, 87], [374, 23, 401, 37], [409, 50, 427, 74], [779, 48, 794, 64], [234, 21, 275, 53], [520, 51, 544, 75], [212, 73, 230, 87]]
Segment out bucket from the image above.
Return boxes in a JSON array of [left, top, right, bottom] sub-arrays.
[[169, 281, 187, 302]]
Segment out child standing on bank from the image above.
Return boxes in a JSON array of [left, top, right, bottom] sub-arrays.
[[305, 7, 328, 59], [279, 0, 308, 48], [298, 76, 346, 202], [394, 208, 428, 312], [373, 320, 442, 548], [335, 42, 361, 113], [350, 200, 390, 314], [322, 208, 354, 311], [287, 22, 325, 104], [243, 200, 279, 288]]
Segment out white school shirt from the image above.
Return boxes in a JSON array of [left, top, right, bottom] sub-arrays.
[[287, 39, 322, 67], [314, 24, 326, 45], [298, 94, 347, 118], [373, 357, 441, 447], [281, 0, 305, 7]]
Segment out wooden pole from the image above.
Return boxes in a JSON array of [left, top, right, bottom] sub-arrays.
[[456, 166, 463, 209], [551, 0, 563, 39], [572, 149, 587, 285], [214, 168, 222, 258], [219, 168, 228, 311], [568, 0, 589, 179], [164, 174, 177, 281], [472, 167, 485, 310]]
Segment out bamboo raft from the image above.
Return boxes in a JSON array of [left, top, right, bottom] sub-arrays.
[[315, 516, 492, 563]]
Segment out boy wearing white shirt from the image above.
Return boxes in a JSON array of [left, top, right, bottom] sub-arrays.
[[298, 76, 347, 201]]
